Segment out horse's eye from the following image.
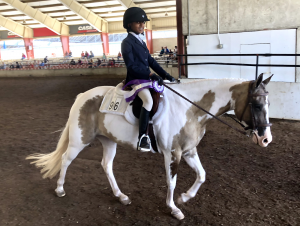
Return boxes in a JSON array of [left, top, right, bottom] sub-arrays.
[[254, 105, 261, 110]]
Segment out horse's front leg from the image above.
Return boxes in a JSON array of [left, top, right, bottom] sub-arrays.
[[178, 147, 206, 204], [163, 150, 184, 220]]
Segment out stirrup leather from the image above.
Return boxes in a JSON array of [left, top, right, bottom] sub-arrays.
[[137, 134, 151, 152]]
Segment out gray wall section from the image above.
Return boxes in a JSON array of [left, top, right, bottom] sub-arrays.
[[183, 0, 300, 35], [0, 67, 179, 79]]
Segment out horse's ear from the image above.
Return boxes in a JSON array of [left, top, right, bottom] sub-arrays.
[[262, 74, 273, 86], [254, 73, 264, 88]]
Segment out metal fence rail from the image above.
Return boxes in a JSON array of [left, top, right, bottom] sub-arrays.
[[177, 54, 300, 79]]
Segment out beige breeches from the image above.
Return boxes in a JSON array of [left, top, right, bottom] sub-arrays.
[[138, 88, 153, 111]]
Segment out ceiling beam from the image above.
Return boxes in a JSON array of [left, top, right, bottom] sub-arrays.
[[32, 4, 64, 9], [135, 0, 175, 3], [77, 0, 118, 3], [2, 0, 69, 35], [58, 0, 106, 32], [102, 10, 176, 19], [115, 0, 137, 8], [0, 14, 33, 38]]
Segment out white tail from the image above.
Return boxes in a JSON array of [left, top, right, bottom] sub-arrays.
[[26, 122, 69, 179]]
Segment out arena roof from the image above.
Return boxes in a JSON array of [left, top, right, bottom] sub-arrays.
[[0, 0, 176, 31]]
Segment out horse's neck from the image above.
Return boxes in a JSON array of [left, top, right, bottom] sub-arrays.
[[168, 79, 247, 117]]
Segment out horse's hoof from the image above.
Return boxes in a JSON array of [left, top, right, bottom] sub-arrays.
[[55, 189, 66, 197], [120, 197, 131, 205], [119, 194, 131, 205], [171, 209, 185, 220]]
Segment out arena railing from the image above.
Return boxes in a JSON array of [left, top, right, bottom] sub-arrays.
[[177, 54, 300, 79]]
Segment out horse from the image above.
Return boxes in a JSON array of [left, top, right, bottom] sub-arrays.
[[26, 73, 273, 220]]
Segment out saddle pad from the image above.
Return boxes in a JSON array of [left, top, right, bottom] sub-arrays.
[[99, 83, 130, 116]]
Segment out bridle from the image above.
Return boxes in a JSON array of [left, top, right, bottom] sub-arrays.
[[238, 80, 272, 132], [163, 80, 272, 137]]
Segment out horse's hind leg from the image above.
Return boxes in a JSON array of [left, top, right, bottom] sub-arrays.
[[177, 148, 206, 204], [55, 142, 86, 197], [99, 136, 131, 205]]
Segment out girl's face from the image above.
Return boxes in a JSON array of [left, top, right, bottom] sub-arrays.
[[129, 21, 145, 34]]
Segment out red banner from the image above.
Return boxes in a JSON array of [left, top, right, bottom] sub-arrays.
[[33, 28, 58, 37]]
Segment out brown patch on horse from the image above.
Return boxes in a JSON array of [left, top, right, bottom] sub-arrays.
[[216, 101, 231, 116], [229, 81, 252, 124], [170, 151, 182, 178], [78, 95, 104, 144], [78, 95, 133, 148], [171, 90, 215, 152]]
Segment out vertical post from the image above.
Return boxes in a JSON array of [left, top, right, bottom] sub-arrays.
[[60, 36, 70, 57], [101, 32, 109, 55], [23, 38, 34, 59], [145, 29, 153, 54], [255, 55, 259, 79], [0, 43, 1, 60], [179, 55, 182, 78], [176, 0, 185, 76]]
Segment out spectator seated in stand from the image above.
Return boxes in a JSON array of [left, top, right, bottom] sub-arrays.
[[0, 62, 6, 69], [39, 62, 45, 68], [88, 59, 93, 68], [44, 56, 48, 63], [9, 64, 14, 69], [34, 60, 39, 68], [100, 59, 107, 66], [69, 51, 72, 57], [19, 62, 23, 69], [110, 58, 115, 66], [96, 58, 101, 67], [85, 51, 89, 59], [16, 62, 20, 68], [81, 51, 85, 59], [164, 46, 170, 54], [117, 51, 122, 61], [21, 53, 26, 60], [159, 47, 164, 56], [102, 52, 107, 61], [29, 63, 34, 69], [77, 59, 82, 65], [88, 51, 94, 59], [70, 59, 76, 65]]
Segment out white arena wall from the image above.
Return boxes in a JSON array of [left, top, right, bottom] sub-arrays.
[[187, 29, 299, 120], [182, 0, 300, 120]]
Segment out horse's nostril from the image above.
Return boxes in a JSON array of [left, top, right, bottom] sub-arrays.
[[263, 138, 268, 143]]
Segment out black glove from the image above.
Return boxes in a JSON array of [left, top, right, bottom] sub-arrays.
[[165, 73, 175, 82], [150, 73, 164, 86]]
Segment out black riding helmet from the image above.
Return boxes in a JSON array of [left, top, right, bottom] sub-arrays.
[[123, 7, 150, 30]]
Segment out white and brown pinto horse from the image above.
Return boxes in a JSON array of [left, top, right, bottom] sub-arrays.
[[27, 74, 273, 220]]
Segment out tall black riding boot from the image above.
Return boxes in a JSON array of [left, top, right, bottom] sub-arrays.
[[137, 107, 151, 152]]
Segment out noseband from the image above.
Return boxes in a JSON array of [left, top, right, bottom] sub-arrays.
[[240, 81, 272, 131]]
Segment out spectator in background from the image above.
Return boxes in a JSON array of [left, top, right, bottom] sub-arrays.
[[89, 51, 94, 59], [70, 59, 76, 65], [164, 46, 169, 53], [96, 58, 101, 67], [77, 59, 82, 65], [85, 51, 89, 59], [117, 51, 122, 61], [88, 59, 93, 68], [69, 51, 72, 57], [111, 58, 115, 66], [19, 62, 23, 69], [81, 51, 85, 59], [159, 47, 164, 56], [39, 61, 45, 69], [0, 62, 6, 69], [10, 64, 14, 69], [44, 56, 48, 63], [29, 62, 34, 69], [102, 52, 107, 61], [34, 60, 38, 68], [174, 46, 178, 53], [21, 53, 26, 60], [16, 62, 20, 68]]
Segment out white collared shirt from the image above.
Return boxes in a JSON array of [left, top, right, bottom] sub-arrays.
[[129, 32, 144, 44]]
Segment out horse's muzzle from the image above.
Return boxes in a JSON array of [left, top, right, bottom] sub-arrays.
[[252, 128, 272, 147]]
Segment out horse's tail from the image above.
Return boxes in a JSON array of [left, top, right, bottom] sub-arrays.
[[26, 121, 70, 179]]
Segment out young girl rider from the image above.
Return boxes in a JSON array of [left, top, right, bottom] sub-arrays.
[[121, 7, 175, 152]]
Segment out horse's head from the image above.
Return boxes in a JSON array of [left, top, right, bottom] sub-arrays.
[[232, 73, 273, 147]]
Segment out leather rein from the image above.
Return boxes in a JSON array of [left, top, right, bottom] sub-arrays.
[[163, 80, 272, 137]]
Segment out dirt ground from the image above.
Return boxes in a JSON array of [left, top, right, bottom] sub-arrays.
[[0, 76, 299, 226]]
